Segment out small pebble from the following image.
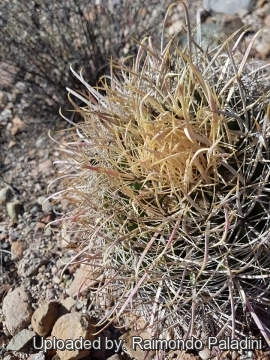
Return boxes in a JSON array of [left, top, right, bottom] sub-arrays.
[[62, 274, 71, 281], [0, 187, 12, 205], [30, 205, 39, 214], [11, 241, 24, 260], [56, 257, 70, 269], [14, 81, 26, 92], [1, 241, 10, 249], [3, 355, 18, 360], [6, 202, 24, 223], [0, 91, 8, 110], [53, 276, 61, 284], [44, 227, 52, 237], [51, 266, 58, 274], [76, 301, 84, 310], [46, 288, 56, 301], [21, 278, 31, 287], [37, 196, 53, 212]]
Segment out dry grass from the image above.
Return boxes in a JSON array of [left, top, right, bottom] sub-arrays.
[[0, 0, 172, 115], [52, 2, 270, 355]]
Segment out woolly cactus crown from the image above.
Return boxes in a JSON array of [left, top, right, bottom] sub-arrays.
[[52, 1, 270, 353]]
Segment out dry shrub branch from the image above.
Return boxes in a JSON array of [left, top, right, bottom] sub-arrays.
[[0, 0, 172, 115]]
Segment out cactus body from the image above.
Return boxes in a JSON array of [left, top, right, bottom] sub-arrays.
[[54, 3, 270, 354]]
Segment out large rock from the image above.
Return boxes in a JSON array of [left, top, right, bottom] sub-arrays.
[[51, 312, 96, 360], [2, 287, 33, 335], [31, 302, 59, 337], [6, 329, 36, 351]]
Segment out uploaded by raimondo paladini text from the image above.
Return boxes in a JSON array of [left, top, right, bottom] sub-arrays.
[[33, 335, 263, 353]]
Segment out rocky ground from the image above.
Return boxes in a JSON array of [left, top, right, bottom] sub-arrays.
[[1, 1, 270, 360]]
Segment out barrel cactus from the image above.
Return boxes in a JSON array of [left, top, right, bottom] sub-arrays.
[[52, 1, 270, 357]]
